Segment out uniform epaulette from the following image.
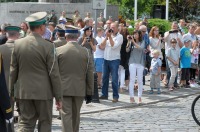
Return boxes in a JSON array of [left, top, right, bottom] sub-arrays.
[[6, 107, 12, 113], [44, 39, 53, 43]]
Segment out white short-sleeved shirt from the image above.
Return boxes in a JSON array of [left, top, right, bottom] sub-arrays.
[[164, 32, 183, 55], [104, 33, 123, 60], [94, 36, 105, 58], [149, 37, 163, 59], [190, 48, 199, 64]]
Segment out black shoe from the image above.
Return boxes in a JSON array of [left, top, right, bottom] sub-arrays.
[[57, 116, 61, 120], [99, 96, 108, 100]]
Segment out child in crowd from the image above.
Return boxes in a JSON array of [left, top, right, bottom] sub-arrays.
[[149, 50, 162, 94], [190, 40, 199, 87], [180, 39, 192, 87], [166, 38, 180, 91], [94, 27, 105, 89]]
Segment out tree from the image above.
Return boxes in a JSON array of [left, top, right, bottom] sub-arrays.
[[108, 0, 200, 21]]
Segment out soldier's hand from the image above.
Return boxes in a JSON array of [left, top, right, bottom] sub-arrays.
[[56, 101, 62, 110], [85, 95, 92, 104]]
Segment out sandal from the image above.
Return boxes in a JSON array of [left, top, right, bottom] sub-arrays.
[[130, 97, 135, 103], [169, 87, 174, 91]]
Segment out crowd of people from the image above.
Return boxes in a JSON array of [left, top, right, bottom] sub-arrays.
[[0, 10, 200, 131]]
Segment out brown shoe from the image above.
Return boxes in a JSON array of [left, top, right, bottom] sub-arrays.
[[112, 98, 118, 103]]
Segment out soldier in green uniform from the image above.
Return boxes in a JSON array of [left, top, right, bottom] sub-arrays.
[[56, 25, 94, 132], [9, 12, 62, 132], [0, 53, 13, 131], [0, 25, 20, 131], [53, 24, 67, 48]]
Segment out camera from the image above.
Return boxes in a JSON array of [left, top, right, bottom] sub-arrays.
[[128, 36, 132, 39], [86, 37, 90, 42], [169, 30, 178, 34], [108, 29, 113, 33]]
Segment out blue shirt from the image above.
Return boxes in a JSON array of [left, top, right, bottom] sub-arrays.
[[150, 58, 162, 75], [180, 46, 191, 68], [143, 34, 150, 48]]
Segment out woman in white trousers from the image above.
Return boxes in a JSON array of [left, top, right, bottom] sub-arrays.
[[126, 30, 145, 104]]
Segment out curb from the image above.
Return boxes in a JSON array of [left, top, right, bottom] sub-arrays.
[[80, 92, 200, 115]]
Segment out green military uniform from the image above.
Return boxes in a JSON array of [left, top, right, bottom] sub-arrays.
[[56, 25, 94, 132], [53, 25, 67, 48], [0, 26, 20, 131], [9, 12, 62, 132], [54, 37, 67, 48]]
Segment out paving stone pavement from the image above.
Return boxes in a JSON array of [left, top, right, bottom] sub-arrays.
[[55, 95, 200, 132], [14, 75, 200, 131]]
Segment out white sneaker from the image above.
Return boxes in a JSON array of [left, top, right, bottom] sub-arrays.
[[190, 82, 196, 88]]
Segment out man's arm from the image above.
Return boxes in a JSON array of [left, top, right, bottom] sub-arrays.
[[9, 47, 18, 97], [47, 44, 62, 102]]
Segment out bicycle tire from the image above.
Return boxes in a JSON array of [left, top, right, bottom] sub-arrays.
[[191, 95, 200, 126]]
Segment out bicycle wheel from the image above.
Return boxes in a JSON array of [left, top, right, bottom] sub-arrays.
[[191, 95, 200, 126]]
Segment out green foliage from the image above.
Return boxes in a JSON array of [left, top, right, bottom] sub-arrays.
[[148, 19, 171, 35], [127, 28, 134, 35], [128, 19, 171, 35]]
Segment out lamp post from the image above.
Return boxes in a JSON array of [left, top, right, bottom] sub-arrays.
[[166, 0, 169, 20], [134, 0, 137, 21]]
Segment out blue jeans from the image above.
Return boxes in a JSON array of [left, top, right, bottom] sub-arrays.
[[101, 59, 120, 99]]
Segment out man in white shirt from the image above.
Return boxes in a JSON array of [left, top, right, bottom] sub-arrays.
[[183, 23, 197, 47], [164, 21, 183, 87], [99, 22, 123, 102]]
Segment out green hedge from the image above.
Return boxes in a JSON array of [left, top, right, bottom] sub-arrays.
[[128, 19, 171, 35]]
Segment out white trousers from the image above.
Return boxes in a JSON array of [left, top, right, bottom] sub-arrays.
[[129, 63, 144, 97], [118, 65, 126, 88]]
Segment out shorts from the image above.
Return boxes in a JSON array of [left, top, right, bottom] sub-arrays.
[[94, 58, 104, 72], [181, 68, 190, 80]]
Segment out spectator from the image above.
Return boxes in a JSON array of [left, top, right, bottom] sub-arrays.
[[139, 25, 150, 85], [78, 26, 97, 54], [20, 22, 29, 38], [76, 18, 85, 29], [134, 22, 140, 30], [166, 38, 180, 91], [99, 22, 123, 102], [108, 16, 113, 22], [149, 26, 163, 60], [42, 27, 52, 41], [79, 18, 93, 37], [47, 22, 56, 41], [195, 26, 200, 40], [126, 30, 145, 104], [126, 20, 133, 28], [183, 23, 197, 47], [72, 10, 82, 26], [178, 19, 188, 35], [190, 41, 199, 87], [104, 20, 112, 31], [46, 10, 57, 25], [84, 12, 92, 22], [149, 50, 162, 94], [59, 11, 67, 24], [164, 21, 183, 87], [94, 27, 105, 89], [97, 12, 106, 25], [119, 27, 129, 92], [0, 23, 9, 45], [180, 39, 191, 87]]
